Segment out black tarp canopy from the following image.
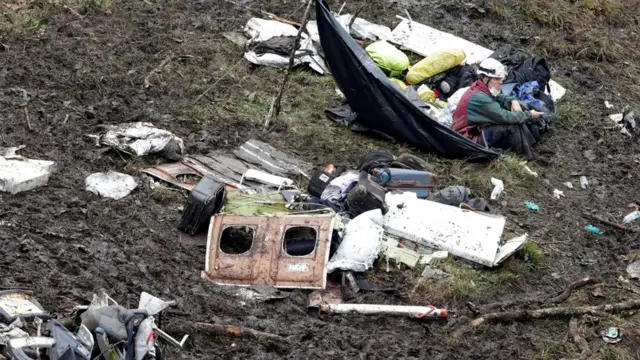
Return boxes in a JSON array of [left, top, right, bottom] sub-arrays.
[[316, 0, 500, 161]]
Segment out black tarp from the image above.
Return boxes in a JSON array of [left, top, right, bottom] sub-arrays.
[[316, 0, 500, 161]]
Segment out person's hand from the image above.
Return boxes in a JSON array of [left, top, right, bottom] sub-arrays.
[[530, 110, 544, 119], [511, 101, 522, 112]]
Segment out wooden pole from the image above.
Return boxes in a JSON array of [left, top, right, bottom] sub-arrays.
[[267, 0, 313, 129]]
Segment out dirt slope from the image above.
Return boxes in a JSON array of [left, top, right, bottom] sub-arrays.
[[1, 0, 639, 358]]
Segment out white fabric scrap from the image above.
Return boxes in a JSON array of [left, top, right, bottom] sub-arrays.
[[321, 170, 359, 202], [553, 189, 565, 199], [326, 209, 384, 273], [244, 18, 301, 44], [490, 177, 504, 200], [436, 86, 469, 128], [86, 171, 138, 200], [243, 36, 328, 74]]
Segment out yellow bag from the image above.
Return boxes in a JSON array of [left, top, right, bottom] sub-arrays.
[[366, 41, 410, 77], [406, 50, 466, 85], [417, 85, 447, 109], [389, 78, 407, 90]]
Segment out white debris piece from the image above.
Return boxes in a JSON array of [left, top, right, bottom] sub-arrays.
[[335, 13, 392, 41], [0, 146, 55, 194], [553, 189, 565, 199], [580, 176, 589, 189], [93, 122, 185, 160], [307, 13, 391, 44], [523, 165, 538, 177], [387, 16, 566, 101], [436, 86, 469, 128], [244, 18, 299, 44], [605, 100, 614, 109], [608, 112, 634, 137], [0, 145, 26, 157], [383, 192, 528, 267], [609, 113, 623, 122], [627, 262, 640, 279], [326, 209, 384, 273], [138, 292, 175, 316], [622, 211, 640, 224], [243, 18, 328, 74], [490, 177, 504, 200], [243, 37, 328, 74], [242, 169, 293, 187], [564, 182, 574, 189], [420, 251, 449, 265], [85, 171, 138, 200]]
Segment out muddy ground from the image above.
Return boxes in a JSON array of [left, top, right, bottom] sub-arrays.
[[1, 0, 640, 358]]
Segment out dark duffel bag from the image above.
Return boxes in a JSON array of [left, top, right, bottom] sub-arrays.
[[345, 172, 389, 217]]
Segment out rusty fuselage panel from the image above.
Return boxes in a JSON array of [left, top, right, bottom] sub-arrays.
[[203, 214, 334, 289]]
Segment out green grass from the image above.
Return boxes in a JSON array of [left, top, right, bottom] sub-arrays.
[[410, 255, 536, 304], [518, 241, 543, 265]]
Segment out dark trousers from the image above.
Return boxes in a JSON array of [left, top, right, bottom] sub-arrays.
[[477, 123, 536, 159]]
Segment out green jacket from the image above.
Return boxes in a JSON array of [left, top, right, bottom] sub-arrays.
[[452, 80, 532, 139]]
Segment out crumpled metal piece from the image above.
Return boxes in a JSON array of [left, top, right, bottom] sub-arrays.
[[92, 122, 185, 160]]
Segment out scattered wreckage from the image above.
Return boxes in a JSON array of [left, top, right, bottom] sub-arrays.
[[133, 134, 531, 318], [0, 289, 186, 359]]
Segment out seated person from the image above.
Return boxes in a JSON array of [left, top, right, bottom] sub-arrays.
[[451, 58, 544, 159]]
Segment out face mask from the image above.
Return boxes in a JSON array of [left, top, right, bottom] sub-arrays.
[[489, 87, 501, 97]]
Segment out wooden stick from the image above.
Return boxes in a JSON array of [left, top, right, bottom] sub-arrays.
[[545, 276, 600, 305], [144, 53, 175, 88], [480, 277, 599, 312], [270, 0, 313, 122], [267, 15, 302, 27], [263, 96, 276, 131], [191, 322, 287, 342], [338, 2, 347, 15], [63, 5, 84, 18], [604, 283, 640, 296], [471, 299, 640, 327], [24, 107, 32, 131], [348, 5, 365, 30], [583, 213, 638, 232]]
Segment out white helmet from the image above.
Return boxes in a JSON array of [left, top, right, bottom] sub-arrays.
[[477, 58, 507, 79]]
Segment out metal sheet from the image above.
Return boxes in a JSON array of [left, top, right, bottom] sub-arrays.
[[388, 16, 566, 102], [141, 163, 202, 191], [203, 214, 334, 289], [186, 152, 250, 183], [233, 139, 312, 178], [383, 192, 527, 267]]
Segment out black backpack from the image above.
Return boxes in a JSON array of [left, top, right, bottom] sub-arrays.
[[490, 45, 551, 92]]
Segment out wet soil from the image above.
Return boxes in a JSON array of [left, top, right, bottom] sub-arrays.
[[1, 0, 640, 358]]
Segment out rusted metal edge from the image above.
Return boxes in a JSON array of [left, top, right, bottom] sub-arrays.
[[141, 162, 201, 191]]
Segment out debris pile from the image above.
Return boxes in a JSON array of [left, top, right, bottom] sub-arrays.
[[0, 146, 55, 195], [135, 135, 532, 320], [0, 289, 186, 359]]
